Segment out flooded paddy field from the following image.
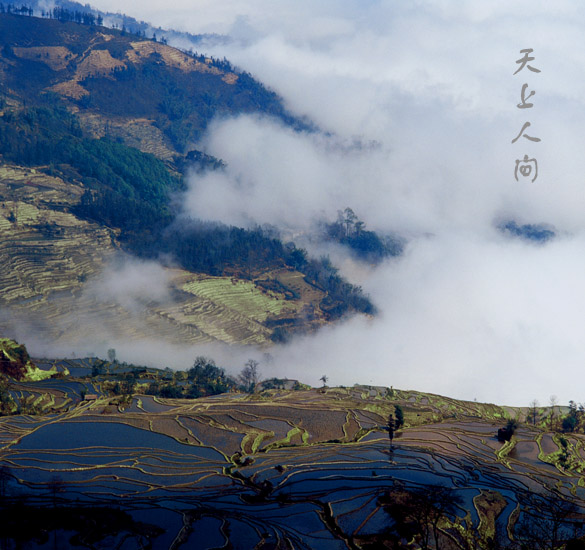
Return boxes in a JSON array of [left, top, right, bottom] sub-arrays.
[[1, 386, 585, 548]]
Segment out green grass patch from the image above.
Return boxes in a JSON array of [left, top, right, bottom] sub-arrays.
[[263, 426, 309, 451], [182, 276, 300, 322], [495, 436, 517, 467]]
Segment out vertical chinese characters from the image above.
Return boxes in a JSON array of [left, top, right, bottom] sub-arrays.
[[512, 48, 541, 182]]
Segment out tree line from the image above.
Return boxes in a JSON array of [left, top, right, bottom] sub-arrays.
[[0, 103, 375, 319], [324, 207, 403, 264], [89, 356, 264, 400], [0, 3, 104, 25]]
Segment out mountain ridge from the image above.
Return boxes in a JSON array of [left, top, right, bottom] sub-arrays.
[[0, 11, 300, 154], [0, 12, 374, 348]]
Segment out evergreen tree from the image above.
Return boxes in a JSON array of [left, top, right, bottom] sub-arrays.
[[394, 405, 404, 429]]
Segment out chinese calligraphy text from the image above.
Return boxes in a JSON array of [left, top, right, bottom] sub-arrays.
[[513, 48, 541, 182]]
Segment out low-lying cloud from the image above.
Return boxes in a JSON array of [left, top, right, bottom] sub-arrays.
[[55, 0, 585, 405], [266, 232, 585, 405], [85, 256, 172, 312]]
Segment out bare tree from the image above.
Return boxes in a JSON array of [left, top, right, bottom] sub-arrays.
[[240, 359, 260, 392], [550, 395, 559, 430], [343, 207, 357, 236], [381, 484, 462, 550], [529, 399, 540, 426], [515, 490, 582, 550]]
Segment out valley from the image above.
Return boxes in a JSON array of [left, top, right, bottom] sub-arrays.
[[0, 165, 328, 346], [0, 11, 366, 347], [1, 5, 584, 550]]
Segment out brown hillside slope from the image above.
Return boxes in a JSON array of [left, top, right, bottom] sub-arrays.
[[0, 13, 270, 159], [0, 164, 327, 346], [0, 14, 331, 347]]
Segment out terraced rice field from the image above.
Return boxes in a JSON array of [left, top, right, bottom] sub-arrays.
[[181, 276, 300, 322], [0, 164, 328, 347], [1, 383, 584, 548]]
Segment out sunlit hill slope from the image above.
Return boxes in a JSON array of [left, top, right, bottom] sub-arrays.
[[0, 12, 373, 347]]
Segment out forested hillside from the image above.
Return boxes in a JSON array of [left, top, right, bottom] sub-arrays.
[[0, 11, 302, 151], [0, 11, 374, 346]]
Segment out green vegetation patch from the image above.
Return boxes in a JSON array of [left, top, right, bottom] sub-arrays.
[[181, 276, 300, 323], [0, 337, 54, 381], [0, 104, 181, 206], [323, 207, 403, 264]]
